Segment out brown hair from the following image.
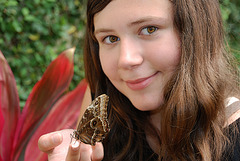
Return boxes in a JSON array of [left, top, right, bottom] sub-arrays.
[[84, 0, 239, 160]]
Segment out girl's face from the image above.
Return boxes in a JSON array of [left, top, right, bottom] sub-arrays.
[[94, 0, 181, 111]]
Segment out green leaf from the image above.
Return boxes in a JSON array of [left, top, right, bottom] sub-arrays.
[[21, 7, 30, 16], [6, 0, 18, 7], [24, 15, 35, 22], [46, 0, 56, 2], [12, 20, 22, 32]]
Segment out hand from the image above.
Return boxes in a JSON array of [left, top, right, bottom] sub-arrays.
[[38, 129, 104, 161]]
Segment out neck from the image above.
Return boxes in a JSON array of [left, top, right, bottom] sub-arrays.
[[149, 108, 162, 131], [145, 109, 162, 153]]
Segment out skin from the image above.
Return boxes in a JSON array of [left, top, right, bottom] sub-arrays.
[[38, 129, 103, 161], [95, 0, 180, 113], [38, 87, 103, 161], [38, 0, 240, 160]]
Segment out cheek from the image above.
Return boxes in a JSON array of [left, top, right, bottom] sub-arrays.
[[99, 52, 118, 79], [159, 35, 181, 69], [148, 42, 181, 72]]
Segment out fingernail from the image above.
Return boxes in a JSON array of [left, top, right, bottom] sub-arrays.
[[71, 141, 80, 151], [52, 133, 62, 144]]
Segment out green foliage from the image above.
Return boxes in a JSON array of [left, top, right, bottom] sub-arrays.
[[0, 0, 239, 108], [0, 0, 87, 108], [220, 0, 240, 62]]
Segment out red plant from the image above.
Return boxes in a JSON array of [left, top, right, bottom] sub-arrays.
[[0, 48, 87, 161]]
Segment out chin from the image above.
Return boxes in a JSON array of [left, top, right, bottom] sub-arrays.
[[131, 99, 164, 112]]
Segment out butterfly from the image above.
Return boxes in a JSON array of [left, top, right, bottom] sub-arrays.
[[72, 94, 110, 145]]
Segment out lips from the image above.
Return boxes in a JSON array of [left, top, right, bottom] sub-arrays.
[[125, 72, 158, 90]]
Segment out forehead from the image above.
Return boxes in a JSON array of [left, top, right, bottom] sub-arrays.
[[94, 0, 173, 29]]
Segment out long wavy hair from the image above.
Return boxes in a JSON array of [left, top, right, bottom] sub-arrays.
[[83, 0, 239, 160]]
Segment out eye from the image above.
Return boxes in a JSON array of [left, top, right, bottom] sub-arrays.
[[141, 26, 158, 35], [91, 120, 98, 127], [103, 35, 120, 44], [94, 100, 99, 106]]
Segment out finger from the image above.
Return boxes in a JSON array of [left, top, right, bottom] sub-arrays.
[[65, 140, 81, 161], [91, 142, 104, 161], [38, 132, 63, 152], [79, 143, 92, 161]]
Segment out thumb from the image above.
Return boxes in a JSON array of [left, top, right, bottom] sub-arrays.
[[38, 132, 63, 153]]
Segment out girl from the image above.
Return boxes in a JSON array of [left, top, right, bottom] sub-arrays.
[[38, 0, 240, 160]]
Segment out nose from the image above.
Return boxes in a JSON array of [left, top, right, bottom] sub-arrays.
[[118, 38, 143, 70]]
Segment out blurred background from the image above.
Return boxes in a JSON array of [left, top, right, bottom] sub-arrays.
[[0, 0, 239, 108]]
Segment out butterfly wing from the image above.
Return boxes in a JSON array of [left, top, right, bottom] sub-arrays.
[[73, 94, 110, 145]]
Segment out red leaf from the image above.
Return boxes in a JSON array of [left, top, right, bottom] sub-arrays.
[[12, 48, 75, 160], [0, 104, 4, 138], [0, 50, 20, 161], [24, 79, 87, 161]]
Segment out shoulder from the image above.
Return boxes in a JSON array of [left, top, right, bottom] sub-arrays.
[[77, 85, 92, 125], [223, 97, 240, 160], [225, 97, 240, 126]]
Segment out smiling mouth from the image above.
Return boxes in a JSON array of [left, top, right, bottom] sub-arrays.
[[126, 72, 158, 90]]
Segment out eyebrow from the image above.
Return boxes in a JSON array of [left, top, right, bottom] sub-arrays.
[[95, 29, 115, 36], [94, 16, 167, 36], [128, 16, 167, 27]]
